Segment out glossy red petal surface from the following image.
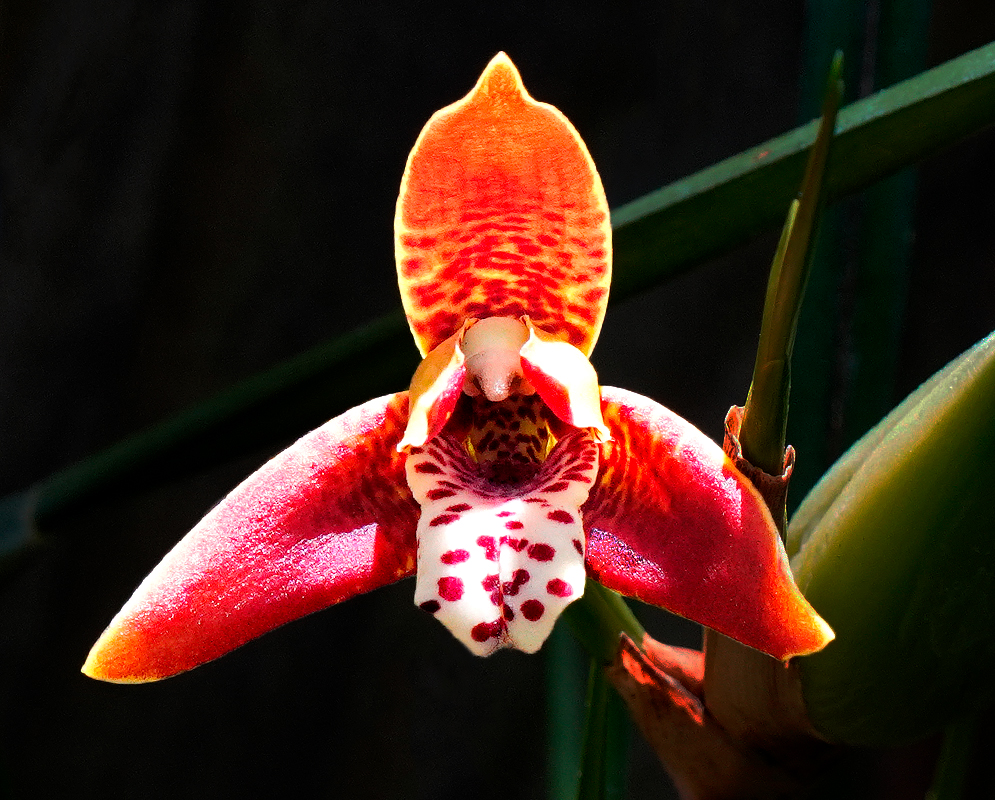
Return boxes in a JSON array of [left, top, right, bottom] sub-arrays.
[[584, 387, 833, 661], [83, 393, 418, 682], [395, 52, 611, 356]]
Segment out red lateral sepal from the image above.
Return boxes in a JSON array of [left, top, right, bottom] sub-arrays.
[[584, 387, 833, 661], [83, 393, 418, 682]]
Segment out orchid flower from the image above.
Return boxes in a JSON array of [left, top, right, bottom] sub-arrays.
[[83, 53, 832, 683]]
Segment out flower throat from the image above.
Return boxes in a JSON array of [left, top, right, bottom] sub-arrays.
[[467, 393, 555, 485]]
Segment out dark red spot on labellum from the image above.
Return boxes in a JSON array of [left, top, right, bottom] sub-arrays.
[[419, 600, 441, 614], [440, 549, 470, 564], [504, 520, 524, 530], [415, 462, 443, 474], [547, 579, 573, 598], [482, 574, 499, 591], [446, 503, 472, 512], [542, 481, 569, 492], [547, 510, 574, 524], [500, 536, 528, 551], [471, 620, 505, 642], [528, 543, 555, 561], [427, 488, 457, 500], [477, 536, 498, 561], [502, 569, 530, 596], [521, 600, 545, 621], [438, 576, 464, 601], [430, 513, 459, 527], [572, 539, 584, 555]]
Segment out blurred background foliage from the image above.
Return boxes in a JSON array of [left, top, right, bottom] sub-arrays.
[[1, 1, 994, 798]]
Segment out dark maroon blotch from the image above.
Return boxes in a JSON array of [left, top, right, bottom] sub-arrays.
[[521, 600, 545, 621], [502, 568, 531, 596], [528, 543, 555, 562], [471, 620, 505, 642]]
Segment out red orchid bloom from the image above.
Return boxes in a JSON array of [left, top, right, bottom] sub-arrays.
[[83, 54, 832, 682]]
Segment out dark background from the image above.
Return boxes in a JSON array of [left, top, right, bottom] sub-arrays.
[[1, 1, 994, 798]]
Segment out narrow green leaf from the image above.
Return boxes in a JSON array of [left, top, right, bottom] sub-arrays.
[[740, 53, 843, 488], [786, 4, 861, 506], [33, 310, 416, 524], [610, 39, 995, 299], [0, 488, 40, 569], [576, 661, 629, 800], [790, 329, 995, 745]]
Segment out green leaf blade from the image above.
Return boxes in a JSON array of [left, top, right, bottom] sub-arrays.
[[790, 329, 995, 745]]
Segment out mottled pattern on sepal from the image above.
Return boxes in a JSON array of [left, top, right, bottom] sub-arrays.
[[83, 394, 419, 683], [406, 429, 598, 655], [395, 52, 611, 357], [583, 387, 833, 661]]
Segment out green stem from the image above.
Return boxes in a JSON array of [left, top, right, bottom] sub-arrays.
[[562, 582, 646, 666], [738, 199, 798, 475], [548, 582, 643, 800], [545, 625, 586, 800], [576, 660, 629, 800]]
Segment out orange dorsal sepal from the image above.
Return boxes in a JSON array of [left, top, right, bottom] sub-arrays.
[[395, 52, 612, 357]]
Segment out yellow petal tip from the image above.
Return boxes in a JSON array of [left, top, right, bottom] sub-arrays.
[[477, 52, 525, 97]]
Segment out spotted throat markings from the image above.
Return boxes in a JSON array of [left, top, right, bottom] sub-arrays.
[[407, 430, 598, 655]]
